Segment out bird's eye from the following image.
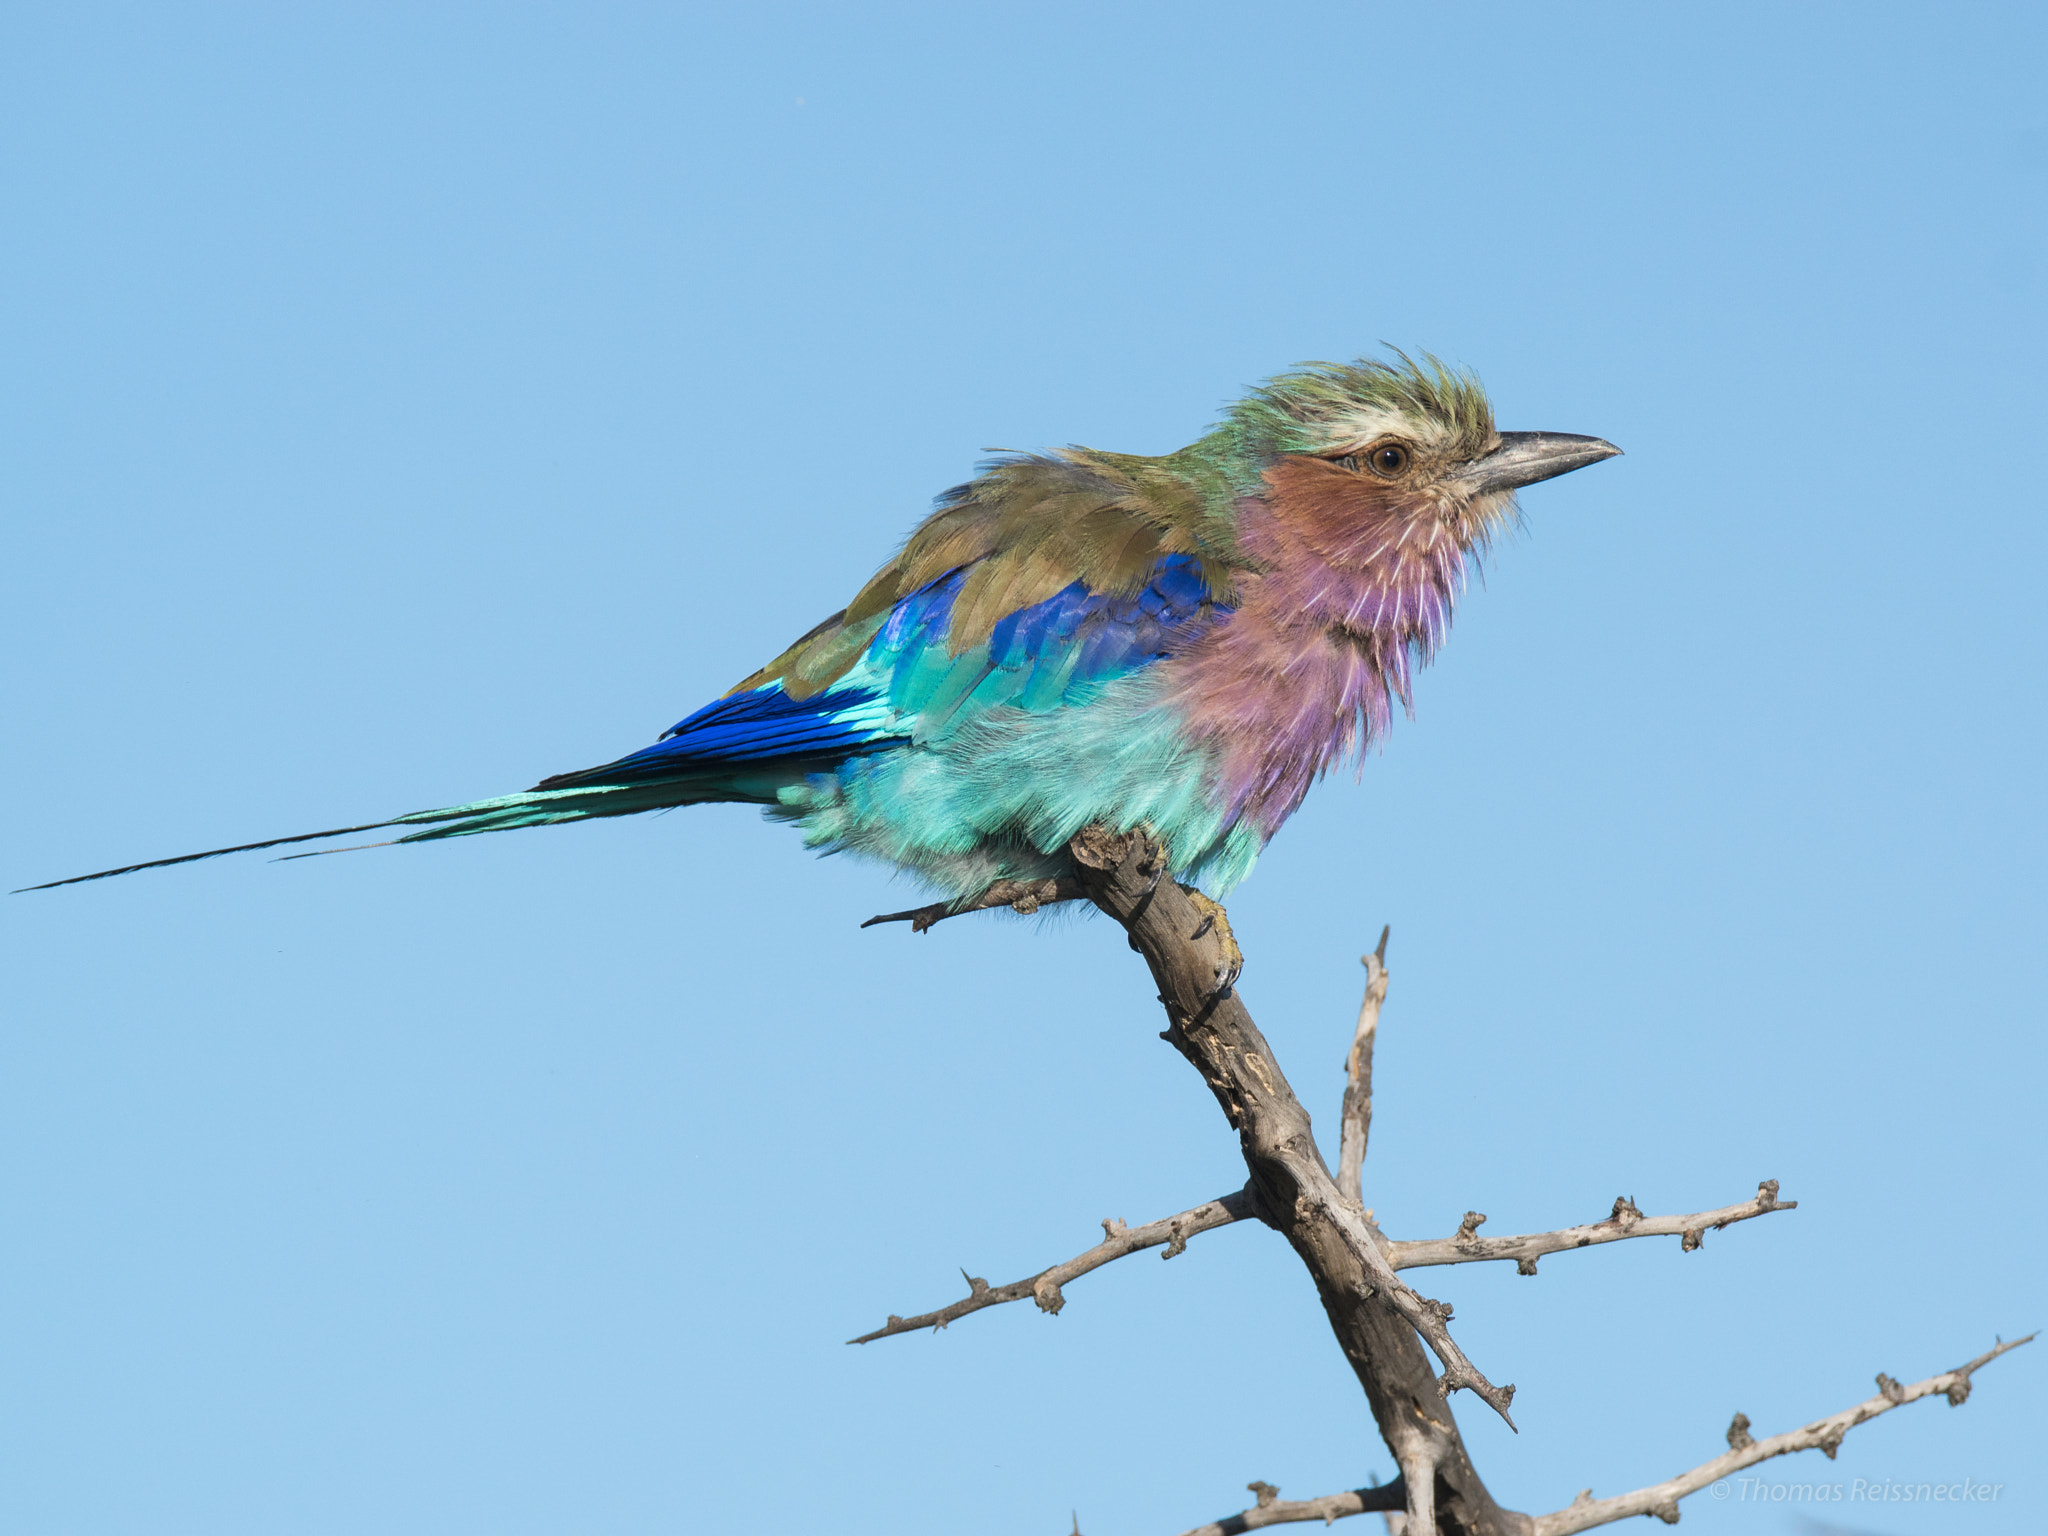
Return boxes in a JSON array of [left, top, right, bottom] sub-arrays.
[[1367, 442, 1411, 477]]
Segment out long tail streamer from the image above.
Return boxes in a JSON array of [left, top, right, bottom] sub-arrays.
[[13, 779, 734, 893]]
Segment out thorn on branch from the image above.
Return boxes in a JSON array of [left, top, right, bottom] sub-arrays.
[[1611, 1195, 1643, 1228], [961, 1269, 989, 1299], [1726, 1411, 1754, 1450]]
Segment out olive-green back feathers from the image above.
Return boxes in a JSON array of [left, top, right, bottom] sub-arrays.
[[728, 450, 1242, 700]]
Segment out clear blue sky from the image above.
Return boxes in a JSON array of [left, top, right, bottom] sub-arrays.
[[4, 5, 2042, 1534]]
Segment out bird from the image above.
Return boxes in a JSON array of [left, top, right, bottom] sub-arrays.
[[23, 353, 1619, 909]]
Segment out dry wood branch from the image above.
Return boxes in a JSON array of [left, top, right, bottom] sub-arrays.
[[1175, 1338, 2033, 1536], [1387, 1182, 1796, 1274], [1529, 1334, 2035, 1534], [1175, 1476, 1407, 1536], [1068, 826, 1523, 1536], [860, 876, 1085, 932], [848, 1189, 1254, 1343], [1336, 926, 1390, 1208]]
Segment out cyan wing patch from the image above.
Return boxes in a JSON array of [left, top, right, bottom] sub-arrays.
[[873, 552, 1225, 740]]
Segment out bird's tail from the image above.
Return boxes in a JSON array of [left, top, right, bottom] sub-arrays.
[[14, 773, 763, 894]]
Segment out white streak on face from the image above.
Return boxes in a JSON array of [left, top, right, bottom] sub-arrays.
[[1314, 405, 1462, 457]]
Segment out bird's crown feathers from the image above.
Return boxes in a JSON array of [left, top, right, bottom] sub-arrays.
[[1223, 352, 1497, 464]]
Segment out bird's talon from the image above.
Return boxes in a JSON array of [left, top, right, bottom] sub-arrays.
[[1183, 890, 1243, 993]]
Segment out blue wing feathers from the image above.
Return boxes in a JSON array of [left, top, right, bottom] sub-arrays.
[[670, 687, 889, 760], [553, 553, 1225, 788]]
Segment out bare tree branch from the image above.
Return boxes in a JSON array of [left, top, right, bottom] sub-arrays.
[[1175, 1477, 1407, 1536], [1075, 829, 1516, 1422], [1179, 1336, 2034, 1536], [1530, 1334, 2035, 1534], [848, 1188, 1254, 1343], [860, 876, 1085, 932], [859, 827, 2024, 1536], [1387, 1182, 1797, 1274], [1336, 926, 1390, 1208], [1066, 826, 1526, 1536]]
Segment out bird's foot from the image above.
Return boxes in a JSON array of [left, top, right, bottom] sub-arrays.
[[859, 876, 1087, 933], [1182, 889, 1243, 997]]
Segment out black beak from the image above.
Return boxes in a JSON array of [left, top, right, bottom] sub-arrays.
[[1457, 432, 1621, 496]]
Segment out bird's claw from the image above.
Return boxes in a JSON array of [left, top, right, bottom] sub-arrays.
[[1184, 890, 1243, 997], [1135, 834, 1168, 897]]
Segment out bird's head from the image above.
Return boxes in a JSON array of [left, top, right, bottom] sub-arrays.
[[1218, 353, 1620, 560]]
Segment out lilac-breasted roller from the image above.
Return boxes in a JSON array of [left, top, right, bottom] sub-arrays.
[[25, 355, 1618, 899]]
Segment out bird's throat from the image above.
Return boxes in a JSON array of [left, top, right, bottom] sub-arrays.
[[1160, 472, 1465, 833]]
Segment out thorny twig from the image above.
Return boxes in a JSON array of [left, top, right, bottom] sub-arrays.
[[1530, 1334, 2036, 1534], [847, 1189, 1254, 1344], [1174, 1477, 1407, 1536], [1387, 1182, 1797, 1274]]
